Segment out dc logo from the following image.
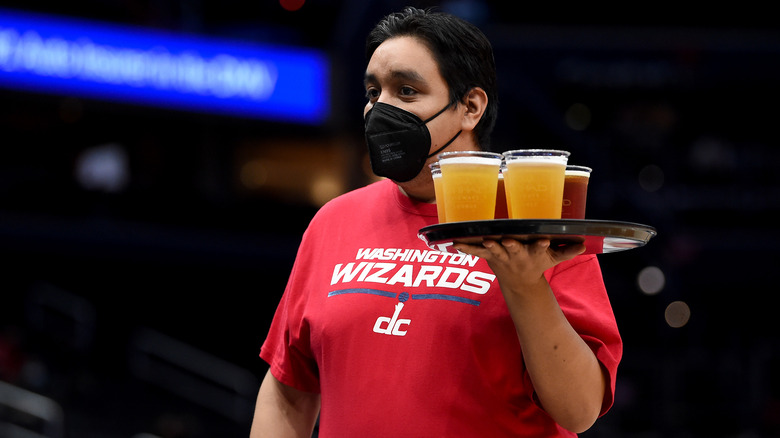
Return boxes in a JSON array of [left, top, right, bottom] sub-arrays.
[[373, 292, 411, 336]]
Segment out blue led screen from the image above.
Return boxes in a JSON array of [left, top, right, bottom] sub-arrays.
[[0, 9, 330, 124]]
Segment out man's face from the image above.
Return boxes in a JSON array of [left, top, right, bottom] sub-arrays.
[[364, 36, 461, 158]]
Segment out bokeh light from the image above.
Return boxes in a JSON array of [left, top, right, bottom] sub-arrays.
[[74, 143, 130, 193], [638, 164, 664, 192], [309, 172, 343, 206], [665, 301, 691, 328], [280, 0, 305, 12], [637, 266, 665, 295], [239, 159, 268, 189]]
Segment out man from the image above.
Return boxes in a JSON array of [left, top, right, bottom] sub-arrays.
[[250, 7, 621, 437]]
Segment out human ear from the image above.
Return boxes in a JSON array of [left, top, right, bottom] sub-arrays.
[[460, 87, 488, 132]]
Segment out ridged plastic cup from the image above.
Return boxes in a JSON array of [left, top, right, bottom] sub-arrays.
[[437, 151, 502, 222], [502, 149, 570, 219]]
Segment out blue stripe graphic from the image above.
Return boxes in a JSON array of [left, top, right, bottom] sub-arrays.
[[327, 288, 481, 306], [412, 294, 480, 306], [328, 288, 397, 298]]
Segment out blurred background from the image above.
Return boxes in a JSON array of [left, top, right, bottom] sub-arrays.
[[0, 1, 778, 437]]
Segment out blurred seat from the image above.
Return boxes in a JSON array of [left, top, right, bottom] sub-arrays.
[[0, 380, 64, 438], [25, 282, 96, 353], [129, 327, 258, 424]]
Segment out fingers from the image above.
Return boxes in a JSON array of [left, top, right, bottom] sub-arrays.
[[457, 238, 541, 261], [501, 238, 549, 256], [454, 239, 506, 260], [553, 242, 586, 260], [482, 239, 510, 260], [456, 238, 584, 263], [453, 241, 492, 259]]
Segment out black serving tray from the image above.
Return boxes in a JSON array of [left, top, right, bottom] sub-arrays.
[[418, 219, 657, 254]]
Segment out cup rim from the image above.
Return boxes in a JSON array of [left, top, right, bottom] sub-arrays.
[[502, 149, 571, 157], [437, 150, 503, 161], [566, 165, 592, 173]]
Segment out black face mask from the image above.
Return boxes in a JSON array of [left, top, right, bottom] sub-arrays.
[[364, 101, 462, 182]]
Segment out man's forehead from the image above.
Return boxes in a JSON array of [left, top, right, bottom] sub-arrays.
[[364, 68, 426, 84], [364, 36, 438, 84]]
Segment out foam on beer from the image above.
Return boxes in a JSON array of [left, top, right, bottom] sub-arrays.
[[506, 156, 568, 166], [565, 169, 591, 177], [440, 156, 501, 166]]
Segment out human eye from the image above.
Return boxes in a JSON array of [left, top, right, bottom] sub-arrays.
[[399, 86, 417, 97], [365, 87, 380, 102]]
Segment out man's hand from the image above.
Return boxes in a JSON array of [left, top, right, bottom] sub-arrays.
[[454, 238, 585, 293]]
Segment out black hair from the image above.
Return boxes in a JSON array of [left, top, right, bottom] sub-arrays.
[[366, 6, 498, 150]]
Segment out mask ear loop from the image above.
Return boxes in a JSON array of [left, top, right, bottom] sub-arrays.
[[427, 130, 461, 158], [421, 99, 457, 124], [423, 98, 462, 159]]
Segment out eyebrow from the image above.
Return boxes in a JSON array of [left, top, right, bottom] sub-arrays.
[[364, 69, 427, 86]]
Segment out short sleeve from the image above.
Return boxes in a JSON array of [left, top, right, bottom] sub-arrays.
[[259, 231, 321, 393], [546, 254, 623, 416]]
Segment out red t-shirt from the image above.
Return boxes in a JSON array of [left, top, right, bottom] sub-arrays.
[[260, 179, 622, 437]]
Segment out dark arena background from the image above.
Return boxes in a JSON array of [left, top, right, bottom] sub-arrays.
[[1, 1, 778, 437]]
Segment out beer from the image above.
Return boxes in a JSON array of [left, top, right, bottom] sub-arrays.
[[502, 150, 569, 219], [561, 165, 592, 219], [438, 151, 502, 222]]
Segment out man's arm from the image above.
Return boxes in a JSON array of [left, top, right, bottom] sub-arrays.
[[455, 238, 606, 433], [249, 370, 321, 438]]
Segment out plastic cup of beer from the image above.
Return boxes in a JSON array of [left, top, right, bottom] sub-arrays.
[[437, 150, 502, 222], [502, 149, 570, 219], [561, 165, 592, 219], [429, 162, 446, 223]]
